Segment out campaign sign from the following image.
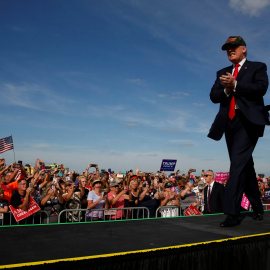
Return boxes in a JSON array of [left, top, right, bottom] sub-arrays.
[[104, 210, 117, 216], [241, 193, 250, 210], [184, 204, 202, 216], [264, 188, 270, 200], [160, 159, 177, 171], [215, 172, 230, 183], [9, 197, 40, 222]]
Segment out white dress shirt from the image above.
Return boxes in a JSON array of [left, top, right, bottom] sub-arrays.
[[224, 58, 246, 109]]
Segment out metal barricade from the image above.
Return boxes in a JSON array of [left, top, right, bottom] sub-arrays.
[[0, 210, 50, 226], [58, 207, 150, 223], [262, 203, 270, 210], [99, 207, 149, 221], [58, 209, 87, 223], [248, 203, 270, 211], [155, 205, 181, 218]]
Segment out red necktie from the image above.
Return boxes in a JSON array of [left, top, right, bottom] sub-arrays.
[[228, 64, 240, 120]]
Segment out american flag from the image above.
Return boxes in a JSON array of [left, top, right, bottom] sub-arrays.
[[14, 169, 22, 181], [0, 136, 14, 154]]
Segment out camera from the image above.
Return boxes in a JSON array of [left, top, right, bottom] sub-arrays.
[[142, 182, 148, 187]]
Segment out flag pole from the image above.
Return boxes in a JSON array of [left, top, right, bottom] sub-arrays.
[[11, 134, 16, 163]]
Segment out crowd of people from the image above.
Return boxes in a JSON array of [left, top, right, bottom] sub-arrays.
[[0, 158, 270, 225]]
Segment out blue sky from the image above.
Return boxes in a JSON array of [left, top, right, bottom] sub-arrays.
[[1, 0, 270, 175]]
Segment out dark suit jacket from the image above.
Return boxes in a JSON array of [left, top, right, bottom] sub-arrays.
[[208, 60, 269, 141], [203, 181, 225, 214]]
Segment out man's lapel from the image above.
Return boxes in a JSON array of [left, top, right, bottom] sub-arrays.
[[236, 60, 249, 81], [211, 182, 217, 196]]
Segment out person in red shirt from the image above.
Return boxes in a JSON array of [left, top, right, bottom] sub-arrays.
[[0, 163, 26, 204]]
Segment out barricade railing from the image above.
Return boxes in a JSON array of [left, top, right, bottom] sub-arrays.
[[58, 207, 150, 223], [0, 210, 50, 226], [4, 203, 269, 226], [101, 207, 150, 221], [57, 208, 86, 223], [262, 203, 270, 210], [248, 203, 270, 211], [155, 205, 181, 218]]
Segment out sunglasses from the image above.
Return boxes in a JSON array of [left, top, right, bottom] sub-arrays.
[[204, 174, 212, 177]]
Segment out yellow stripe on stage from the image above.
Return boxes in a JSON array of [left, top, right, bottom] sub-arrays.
[[1, 232, 270, 269]]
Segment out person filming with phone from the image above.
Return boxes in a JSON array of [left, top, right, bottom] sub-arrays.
[[40, 183, 64, 223], [87, 179, 109, 221], [63, 178, 84, 222]]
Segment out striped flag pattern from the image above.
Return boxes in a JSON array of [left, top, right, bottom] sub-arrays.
[[0, 136, 14, 154]]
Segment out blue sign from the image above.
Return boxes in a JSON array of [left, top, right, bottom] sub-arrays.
[[160, 159, 177, 171], [264, 188, 270, 200]]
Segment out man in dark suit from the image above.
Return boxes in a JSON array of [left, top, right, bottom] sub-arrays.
[[208, 36, 270, 227], [203, 170, 224, 214]]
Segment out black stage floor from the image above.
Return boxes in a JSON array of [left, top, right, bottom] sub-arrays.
[[1, 211, 270, 269]]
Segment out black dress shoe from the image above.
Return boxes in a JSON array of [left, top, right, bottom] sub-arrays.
[[253, 213, 264, 221], [220, 215, 240, 227]]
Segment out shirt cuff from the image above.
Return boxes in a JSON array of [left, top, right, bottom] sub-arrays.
[[224, 89, 230, 97], [224, 81, 237, 97]]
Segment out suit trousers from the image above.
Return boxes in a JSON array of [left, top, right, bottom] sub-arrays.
[[224, 110, 263, 216]]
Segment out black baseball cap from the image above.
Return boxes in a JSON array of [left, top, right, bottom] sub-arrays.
[[222, 36, 246, 50], [165, 182, 173, 188]]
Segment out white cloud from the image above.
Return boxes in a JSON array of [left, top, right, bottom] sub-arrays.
[[157, 92, 189, 99], [126, 78, 145, 85], [158, 94, 167, 98], [8, 25, 33, 33], [86, 105, 125, 118], [174, 92, 189, 97], [139, 96, 157, 105], [1, 83, 41, 110], [170, 139, 195, 146], [0, 83, 76, 114], [31, 143, 57, 149], [229, 0, 270, 16], [192, 103, 206, 107], [170, 139, 193, 143], [125, 123, 140, 127]]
